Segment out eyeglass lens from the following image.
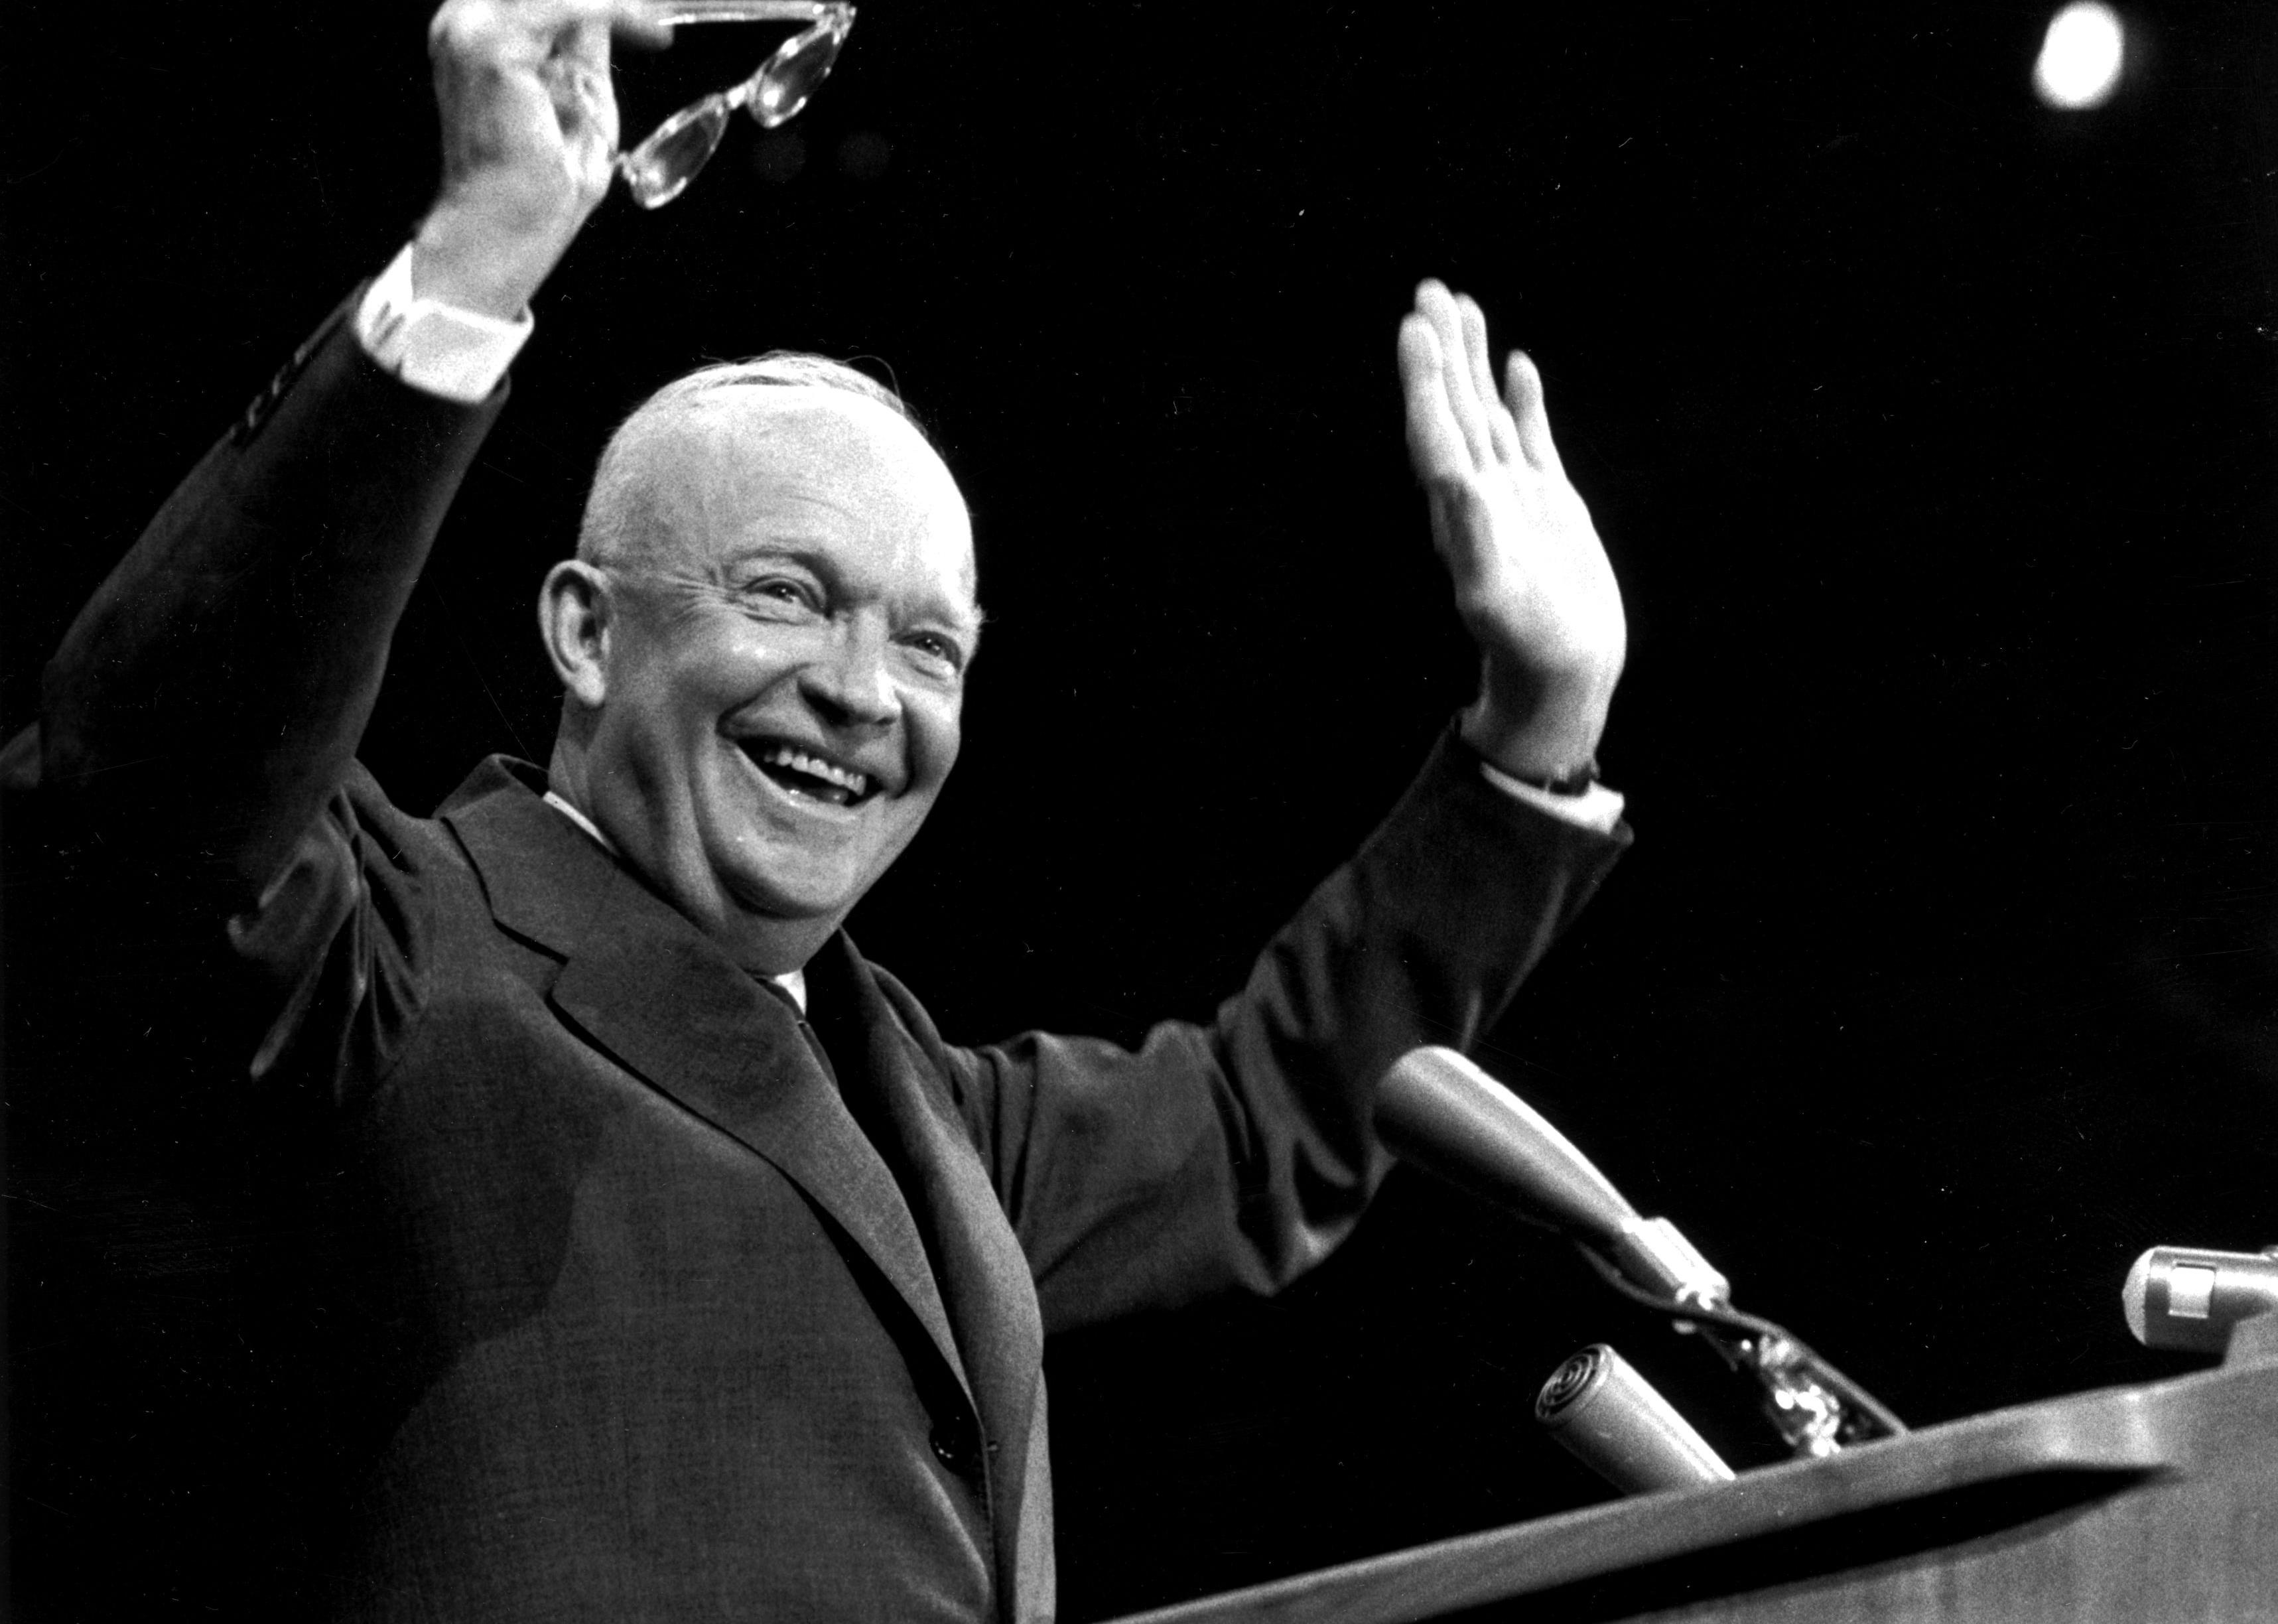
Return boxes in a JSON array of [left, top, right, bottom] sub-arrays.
[[616, 7, 856, 209], [620, 98, 734, 208], [746, 16, 850, 127]]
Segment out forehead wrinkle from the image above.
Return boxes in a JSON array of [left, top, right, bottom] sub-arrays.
[[605, 388, 979, 624]]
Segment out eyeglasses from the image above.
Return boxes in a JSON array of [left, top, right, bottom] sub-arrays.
[[616, 1, 858, 209]]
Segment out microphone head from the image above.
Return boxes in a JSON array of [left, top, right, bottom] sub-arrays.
[[2121, 1245, 2278, 1354], [1374, 1047, 1636, 1239]]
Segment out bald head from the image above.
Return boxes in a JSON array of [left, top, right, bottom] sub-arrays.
[[578, 353, 961, 584]]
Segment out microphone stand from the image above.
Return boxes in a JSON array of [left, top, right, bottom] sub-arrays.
[[1578, 1246, 1908, 1456]]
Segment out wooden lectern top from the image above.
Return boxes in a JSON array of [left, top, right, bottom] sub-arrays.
[[1103, 1314, 2278, 1624]]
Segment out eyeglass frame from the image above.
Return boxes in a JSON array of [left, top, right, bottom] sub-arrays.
[[616, 1, 859, 209]]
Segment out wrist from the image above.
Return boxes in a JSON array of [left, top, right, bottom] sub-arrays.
[[1461, 662, 1616, 781], [411, 196, 578, 321]]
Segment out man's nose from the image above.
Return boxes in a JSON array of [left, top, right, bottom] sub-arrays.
[[799, 623, 900, 730]]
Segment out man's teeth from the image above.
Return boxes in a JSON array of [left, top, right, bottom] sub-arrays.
[[757, 744, 869, 801]]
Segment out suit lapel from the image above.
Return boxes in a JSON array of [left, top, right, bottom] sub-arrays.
[[438, 759, 974, 1407], [810, 938, 1049, 1609]]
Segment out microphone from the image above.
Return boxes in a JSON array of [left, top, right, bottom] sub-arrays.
[[1376, 1046, 1907, 1455], [2121, 1245, 2278, 1354], [1535, 1343, 1735, 1494], [1374, 1047, 1729, 1308]]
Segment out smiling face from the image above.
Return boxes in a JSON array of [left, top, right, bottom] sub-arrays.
[[545, 384, 979, 974]]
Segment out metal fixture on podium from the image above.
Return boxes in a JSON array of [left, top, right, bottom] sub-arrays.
[[1375, 1046, 1906, 1459]]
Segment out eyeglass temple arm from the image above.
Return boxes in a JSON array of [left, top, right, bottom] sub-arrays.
[[647, 1, 843, 24]]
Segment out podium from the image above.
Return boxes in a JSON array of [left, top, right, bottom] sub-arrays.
[[1101, 1315, 2278, 1624]]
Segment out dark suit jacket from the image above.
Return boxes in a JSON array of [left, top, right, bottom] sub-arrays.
[[30, 297, 1629, 1623]]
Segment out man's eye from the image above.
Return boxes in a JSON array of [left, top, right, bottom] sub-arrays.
[[742, 578, 819, 612], [900, 632, 965, 674]]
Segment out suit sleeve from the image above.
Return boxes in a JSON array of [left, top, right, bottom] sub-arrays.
[[935, 727, 1631, 1335], [38, 291, 505, 902], [34, 295, 507, 1086]]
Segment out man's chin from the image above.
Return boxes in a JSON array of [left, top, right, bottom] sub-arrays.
[[720, 866, 867, 933]]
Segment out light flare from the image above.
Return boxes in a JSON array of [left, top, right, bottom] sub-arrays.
[[2034, 3, 2127, 110]]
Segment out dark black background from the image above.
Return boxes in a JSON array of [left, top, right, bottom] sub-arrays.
[[5, 2, 2273, 1619]]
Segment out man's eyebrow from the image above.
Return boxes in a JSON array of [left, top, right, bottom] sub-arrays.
[[718, 541, 837, 574]]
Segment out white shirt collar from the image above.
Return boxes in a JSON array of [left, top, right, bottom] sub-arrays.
[[542, 789, 613, 852]]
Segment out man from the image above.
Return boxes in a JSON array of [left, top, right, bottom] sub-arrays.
[[27, 1, 1629, 1618]]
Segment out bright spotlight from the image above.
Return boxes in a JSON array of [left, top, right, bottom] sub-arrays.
[[2034, 3, 2127, 109]]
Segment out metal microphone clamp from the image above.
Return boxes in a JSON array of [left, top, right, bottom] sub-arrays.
[[1578, 1227, 1900, 1457]]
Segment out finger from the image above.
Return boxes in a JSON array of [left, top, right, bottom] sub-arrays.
[[433, 0, 669, 68], [1503, 350, 1566, 476], [547, 6, 658, 145], [1454, 295, 1496, 412], [1414, 279, 1493, 468], [612, 0, 675, 50], [540, 27, 620, 141], [1456, 293, 1522, 465], [546, 27, 612, 86], [536, 0, 673, 42], [1397, 314, 1467, 483], [555, 1, 673, 72], [594, 0, 675, 54]]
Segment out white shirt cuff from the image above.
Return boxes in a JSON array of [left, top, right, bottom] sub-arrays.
[[1479, 760, 1626, 834], [355, 241, 533, 404]]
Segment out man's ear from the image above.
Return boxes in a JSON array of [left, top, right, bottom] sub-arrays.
[[539, 561, 614, 709]]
